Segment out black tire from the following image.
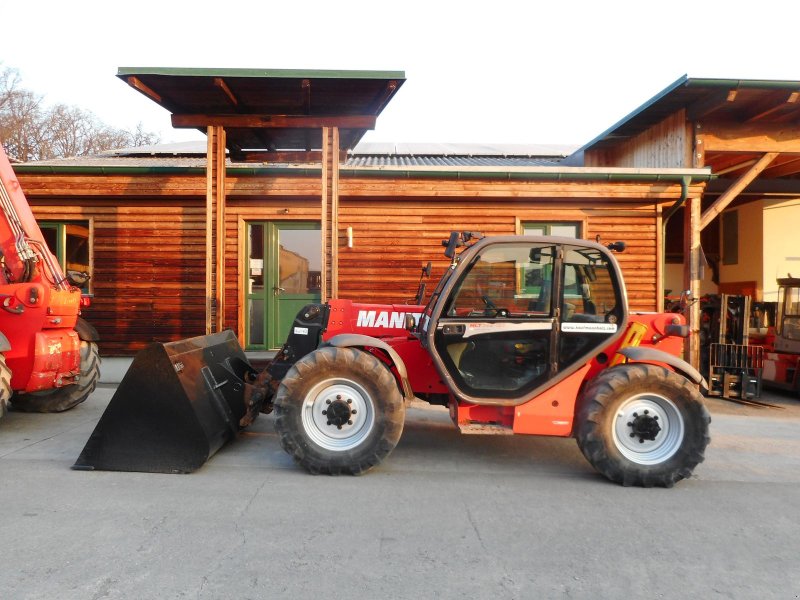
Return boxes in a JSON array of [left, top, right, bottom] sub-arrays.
[[11, 341, 100, 413], [576, 363, 710, 487], [274, 346, 405, 475], [0, 354, 12, 418]]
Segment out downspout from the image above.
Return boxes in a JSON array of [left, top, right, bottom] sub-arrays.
[[660, 176, 690, 310]]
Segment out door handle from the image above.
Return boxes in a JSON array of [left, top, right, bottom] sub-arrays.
[[273, 286, 286, 295]]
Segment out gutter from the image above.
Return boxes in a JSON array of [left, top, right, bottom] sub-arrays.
[[13, 164, 714, 184]]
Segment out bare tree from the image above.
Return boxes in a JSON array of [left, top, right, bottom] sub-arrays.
[[0, 65, 160, 161]]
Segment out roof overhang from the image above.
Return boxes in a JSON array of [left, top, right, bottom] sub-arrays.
[[574, 75, 800, 157], [118, 67, 405, 161]]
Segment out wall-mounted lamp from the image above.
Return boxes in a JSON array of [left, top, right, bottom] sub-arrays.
[[346, 226, 354, 248]]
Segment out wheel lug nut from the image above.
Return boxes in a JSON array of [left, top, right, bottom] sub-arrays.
[[326, 399, 331, 404], [348, 420, 353, 425], [336, 395, 342, 400], [654, 416, 659, 420], [644, 409, 649, 415], [639, 438, 645, 443], [627, 422, 632, 427], [322, 410, 327, 415], [337, 425, 342, 430], [630, 432, 636, 437], [632, 412, 638, 418], [327, 421, 331, 426], [351, 410, 357, 414], [347, 399, 352, 404]]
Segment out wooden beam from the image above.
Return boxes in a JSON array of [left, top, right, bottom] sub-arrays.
[[301, 79, 311, 113], [214, 77, 239, 108], [686, 90, 736, 121], [693, 123, 705, 168], [215, 127, 227, 333], [320, 127, 340, 301], [230, 150, 350, 163], [126, 76, 162, 104], [714, 158, 758, 176], [205, 128, 214, 334], [172, 114, 377, 129], [762, 155, 800, 178], [368, 80, 399, 114], [700, 152, 778, 230], [744, 90, 800, 123], [700, 121, 800, 153]]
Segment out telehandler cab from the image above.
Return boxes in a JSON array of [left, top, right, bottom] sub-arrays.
[[76, 232, 710, 487]]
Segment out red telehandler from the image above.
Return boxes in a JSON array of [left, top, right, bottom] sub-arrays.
[[0, 144, 100, 420], [77, 231, 710, 487]]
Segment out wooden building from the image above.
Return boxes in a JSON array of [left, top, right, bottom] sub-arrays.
[[14, 70, 800, 367]]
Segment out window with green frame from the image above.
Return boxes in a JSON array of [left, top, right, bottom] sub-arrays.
[[40, 221, 92, 292], [522, 222, 580, 238]]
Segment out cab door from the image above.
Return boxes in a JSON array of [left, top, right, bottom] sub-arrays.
[[429, 241, 559, 404]]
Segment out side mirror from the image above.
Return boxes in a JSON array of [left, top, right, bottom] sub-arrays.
[[529, 247, 542, 264], [423, 261, 432, 278], [405, 313, 417, 331], [443, 232, 461, 258], [66, 270, 91, 287]]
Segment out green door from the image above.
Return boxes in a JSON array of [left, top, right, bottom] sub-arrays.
[[246, 222, 321, 350]]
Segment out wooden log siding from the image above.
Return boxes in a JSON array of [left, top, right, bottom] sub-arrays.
[[583, 110, 693, 169], [21, 170, 703, 354], [29, 202, 207, 355], [335, 198, 661, 311]]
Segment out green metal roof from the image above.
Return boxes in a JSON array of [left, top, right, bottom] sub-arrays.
[[573, 75, 800, 158], [117, 67, 406, 80], [117, 67, 406, 154]]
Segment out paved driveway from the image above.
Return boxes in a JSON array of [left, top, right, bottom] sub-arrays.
[[1, 386, 799, 599]]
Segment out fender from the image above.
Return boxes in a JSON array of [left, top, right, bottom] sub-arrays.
[[0, 331, 10, 352], [323, 334, 415, 401], [620, 346, 709, 391], [74, 317, 100, 342]]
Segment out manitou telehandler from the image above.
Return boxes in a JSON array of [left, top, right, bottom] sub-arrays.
[[0, 144, 100, 420], [76, 232, 710, 487]]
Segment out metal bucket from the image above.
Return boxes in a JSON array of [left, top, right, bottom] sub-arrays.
[[73, 331, 265, 473]]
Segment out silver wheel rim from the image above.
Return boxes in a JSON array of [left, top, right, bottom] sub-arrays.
[[612, 393, 684, 465], [301, 377, 376, 451]]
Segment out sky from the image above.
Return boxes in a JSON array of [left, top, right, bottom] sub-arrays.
[[2, 0, 798, 149]]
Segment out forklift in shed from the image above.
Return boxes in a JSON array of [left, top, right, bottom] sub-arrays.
[[76, 232, 710, 487]]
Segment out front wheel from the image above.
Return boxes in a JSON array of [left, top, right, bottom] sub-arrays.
[[274, 346, 405, 475], [576, 363, 710, 487], [11, 341, 100, 413], [0, 354, 12, 418]]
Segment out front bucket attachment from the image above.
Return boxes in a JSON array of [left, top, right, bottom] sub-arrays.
[[73, 330, 265, 474]]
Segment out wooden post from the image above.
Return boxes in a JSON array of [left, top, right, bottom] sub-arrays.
[[320, 126, 340, 301], [683, 195, 702, 371], [205, 128, 215, 334], [215, 127, 227, 332], [205, 125, 226, 333]]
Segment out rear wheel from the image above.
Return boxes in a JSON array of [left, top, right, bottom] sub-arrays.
[[274, 346, 405, 475], [576, 363, 710, 487], [0, 354, 12, 418], [11, 341, 100, 413]]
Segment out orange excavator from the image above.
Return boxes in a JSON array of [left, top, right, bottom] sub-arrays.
[[0, 143, 99, 420]]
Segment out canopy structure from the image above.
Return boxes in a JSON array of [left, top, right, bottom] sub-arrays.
[[119, 67, 405, 332], [119, 67, 405, 162]]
